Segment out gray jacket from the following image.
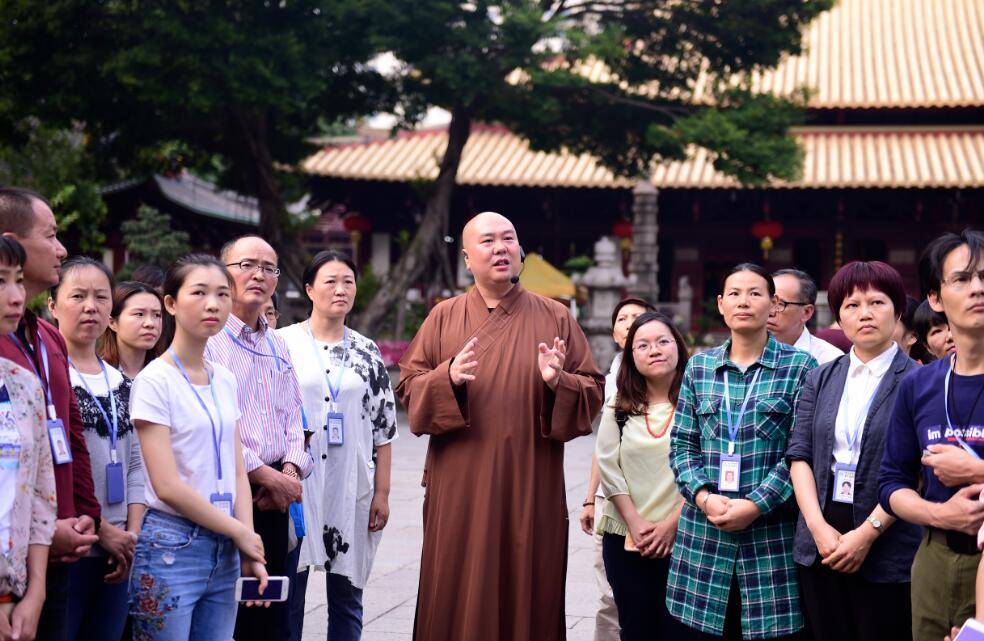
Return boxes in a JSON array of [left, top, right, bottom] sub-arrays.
[[785, 348, 922, 583]]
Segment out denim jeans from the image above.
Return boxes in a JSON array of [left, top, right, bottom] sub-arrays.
[[36, 563, 70, 641], [66, 556, 129, 641], [327, 573, 364, 641], [128, 509, 240, 641]]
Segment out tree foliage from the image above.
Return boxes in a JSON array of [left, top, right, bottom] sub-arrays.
[[118, 205, 192, 279], [0, 120, 107, 252], [353, 0, 833, 335], [0, 0, 391, 287]]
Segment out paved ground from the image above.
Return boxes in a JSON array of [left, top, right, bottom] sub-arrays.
[[299, 422, 601, 641]]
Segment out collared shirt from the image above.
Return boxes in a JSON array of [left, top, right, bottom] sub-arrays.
[[668, 335, 817, 638], [205, 314, 313, 476], [831, 343, 898, 470], [793, 325, 844, 365]]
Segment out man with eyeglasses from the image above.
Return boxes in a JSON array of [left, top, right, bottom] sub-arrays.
[[207, 234, 312, 641], [768, 268, 843, 364]]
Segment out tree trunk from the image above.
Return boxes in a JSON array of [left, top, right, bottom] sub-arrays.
[[354, 106, 472, 337], [234, 109, 308, 294]]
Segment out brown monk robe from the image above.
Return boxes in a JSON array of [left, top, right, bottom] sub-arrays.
[[396, 212, 604, 641]]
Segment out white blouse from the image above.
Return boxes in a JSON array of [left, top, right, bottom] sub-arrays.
[[831, 343, 898, 471], [277, 322, 398, 588]]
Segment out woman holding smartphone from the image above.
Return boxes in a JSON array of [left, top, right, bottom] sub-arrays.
[[128, 254, 267, 641]]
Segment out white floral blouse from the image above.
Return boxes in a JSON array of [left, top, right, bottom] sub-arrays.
[[0, 359, 56, 597]]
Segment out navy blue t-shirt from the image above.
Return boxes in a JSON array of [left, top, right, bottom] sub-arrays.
[[878, 357, 984, 516]]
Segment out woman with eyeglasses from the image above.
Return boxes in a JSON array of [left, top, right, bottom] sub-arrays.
[[595, 311, 694, 641], [277, 251, 398, 641]]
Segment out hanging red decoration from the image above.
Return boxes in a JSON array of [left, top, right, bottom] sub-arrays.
[[342, 213, 372, 234], [611, 219, 633, 239], [751, 220, 784, 260]]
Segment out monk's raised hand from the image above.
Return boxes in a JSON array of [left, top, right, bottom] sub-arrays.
[[538, 337, 566, 390], [450, 337, 479, 386]]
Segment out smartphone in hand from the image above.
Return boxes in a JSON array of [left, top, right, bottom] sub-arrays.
[[235, 576, 289, 603]]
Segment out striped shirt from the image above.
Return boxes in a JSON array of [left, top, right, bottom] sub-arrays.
[[205, 313, 313, 476]]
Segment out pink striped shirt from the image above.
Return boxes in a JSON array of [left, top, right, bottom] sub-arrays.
[[205, 313, 313, 476]]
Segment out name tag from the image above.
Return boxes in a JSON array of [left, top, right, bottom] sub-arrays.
[[47, 419, 72, 464], [210, 492, 234, 517], [327, 412, 344, 447], [106, 461, 125, 504], [719, 453, 741, 492], [833, 463, 856, 504]]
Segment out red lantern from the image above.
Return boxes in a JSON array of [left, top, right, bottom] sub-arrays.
[[342, 213, 372, 234], [751, 220, 784, 260], [612, 219, 633, 239]]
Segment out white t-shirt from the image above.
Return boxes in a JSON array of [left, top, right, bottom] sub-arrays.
[[130, 358, 241, 516]]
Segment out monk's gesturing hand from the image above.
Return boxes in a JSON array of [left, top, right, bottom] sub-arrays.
[[538, 337, 566, 390], [450, 337, 479, 386]]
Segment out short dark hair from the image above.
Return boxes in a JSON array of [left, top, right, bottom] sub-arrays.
[[98, 280, 165, 368], [773, 268, 818, 305], [130, 264, 166, 290], [613, 311, 690, 414], [899, 295, 920, 332], [723, 263, 775, 297], [51, 256, 115, 301], [163, 254, 233, 300], [919, 228, 984, 298], [0, 237, 27, 268], [610, 297, 656, 328], [913, 299, 948, 363], [303, 250, 358, 287], [219, 234, 271, 263], [269, 291, 280, 311], [826, 261, 907, 323], [0, 187, 50, 237]]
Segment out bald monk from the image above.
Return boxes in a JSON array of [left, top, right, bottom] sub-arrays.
[[396, 212, 605, 641]]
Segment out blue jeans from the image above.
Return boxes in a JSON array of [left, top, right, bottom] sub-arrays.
[[67, 556, 129, 641], [128, 510, 240, 641], [327, 573, 364, 641]]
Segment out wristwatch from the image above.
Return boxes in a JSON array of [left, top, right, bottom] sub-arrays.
[[866, 515, 883, 533]]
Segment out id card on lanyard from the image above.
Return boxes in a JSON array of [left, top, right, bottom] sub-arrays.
[[69, 358, 125, 504], [7, 334, 72, 465], [832, 377, 883, 504], [169, 349, 234, 516], [718, 368, 761, 493], [308, 323, 348, 447], [944, 355, 984, 460]]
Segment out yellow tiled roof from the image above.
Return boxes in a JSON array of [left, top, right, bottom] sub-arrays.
[[302, 125, 984, 189], [576, 0, 984, 109]]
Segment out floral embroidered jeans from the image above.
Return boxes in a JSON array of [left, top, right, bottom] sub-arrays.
[[128, 510, 240, 641]]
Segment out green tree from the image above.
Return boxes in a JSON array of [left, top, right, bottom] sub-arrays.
[[0, 0, 389, 288], [117, 205, 192, 279], [352, 0, 831, 335], [0, 120, 107, 253]]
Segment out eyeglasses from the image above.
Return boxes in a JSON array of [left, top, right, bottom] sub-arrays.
[[941, 270, 984, 291], [264, 309, 281, 321], [632, 338, 674, 353], [773, 299, 810, 313], [226, 259, 281, 277]]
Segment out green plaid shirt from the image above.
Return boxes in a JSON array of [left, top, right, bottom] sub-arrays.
[[667, 336, 816, 639]]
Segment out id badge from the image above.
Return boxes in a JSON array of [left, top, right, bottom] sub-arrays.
[[833, 463, 857, 504], [210, 492, 234, 516], [0, 443, 21, 471], [719, 454, 741, 492], [106, 461, 125, 504], [47, 419, 72, 464], [326, 412, 344, 446]]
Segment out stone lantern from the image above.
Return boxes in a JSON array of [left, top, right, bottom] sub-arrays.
[[575, 236, 635, 371]]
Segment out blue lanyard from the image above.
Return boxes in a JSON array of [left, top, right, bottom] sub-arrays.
[[169, 349, 226, 480], [7, 333, 57, 419], [224, 328, 292, 372], [943, 355, 982, 459], [307, 322, 349, 408], [721, 368, 761, 455], [68, 357, 119, 458]]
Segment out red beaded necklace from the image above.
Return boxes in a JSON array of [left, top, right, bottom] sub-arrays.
[[644, 406, 674, 439]]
